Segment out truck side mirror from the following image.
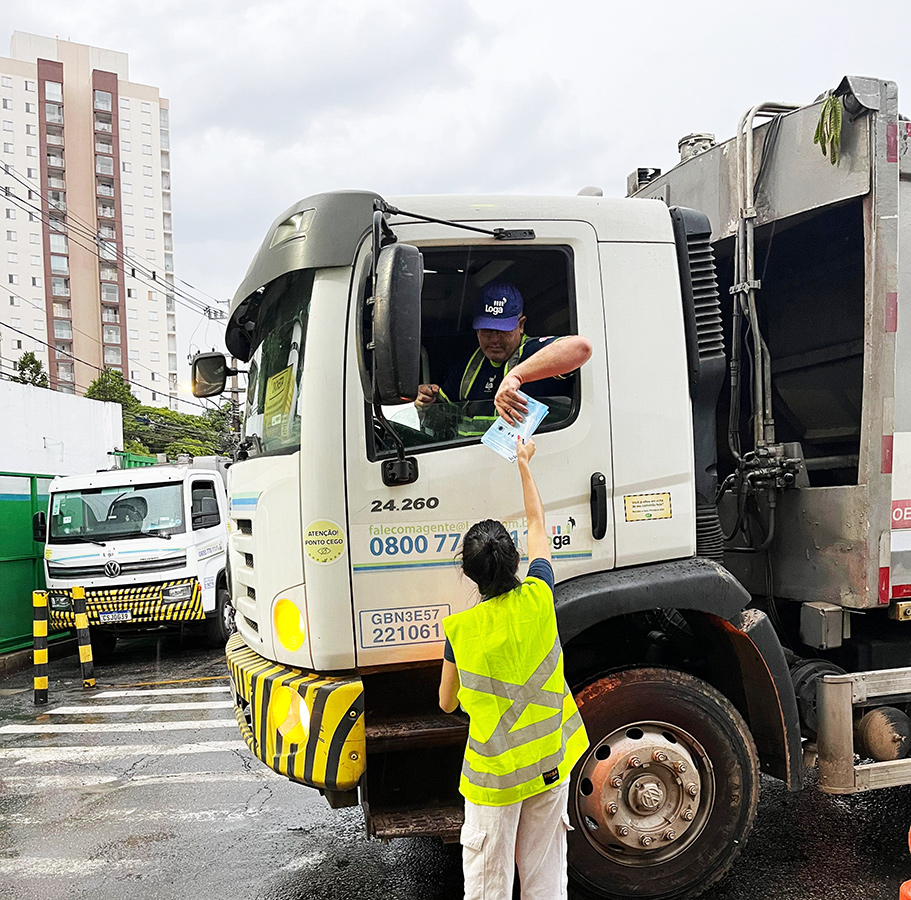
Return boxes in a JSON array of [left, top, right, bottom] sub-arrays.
[[192, 352, 229, 398], [33, 510, 46, 543], [372, 242, 423, 404]]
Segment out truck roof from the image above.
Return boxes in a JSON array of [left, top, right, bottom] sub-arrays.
[[49, 465, 194, 493]]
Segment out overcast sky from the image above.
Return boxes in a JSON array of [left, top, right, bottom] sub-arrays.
[[9, 0, 911, 378]]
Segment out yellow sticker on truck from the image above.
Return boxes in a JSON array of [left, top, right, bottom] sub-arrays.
[[624, 492, 672, 522], [304, 520, 346, 565]]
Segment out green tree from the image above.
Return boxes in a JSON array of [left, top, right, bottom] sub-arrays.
[[85, 368, 139, 410], [11, 351, 49, 388]]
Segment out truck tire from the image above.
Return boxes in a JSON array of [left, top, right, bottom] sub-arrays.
[[207, 588, 236, 647], [568, 667, 759, 900]]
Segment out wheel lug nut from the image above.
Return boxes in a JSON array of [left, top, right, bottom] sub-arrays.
[[682, 809, 695, 821], [606, 803, 618, 815], [664, 829, 676, 841], [639, 835, 653, 846], [618, 826, 630, 836], [628, 756, 642, 768], [652, 751, 667, 762], [674, 762, 687, 773], [610, 776, 623, 788], [686, 783, 698, 797]]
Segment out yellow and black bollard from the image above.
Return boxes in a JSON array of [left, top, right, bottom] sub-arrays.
[[33, 590, 49, 704], [71, 586, 95, 690]]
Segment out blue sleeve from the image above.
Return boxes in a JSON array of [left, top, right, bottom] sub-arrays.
[[444, 638, 455, 663], [526, 557, 555, 593]]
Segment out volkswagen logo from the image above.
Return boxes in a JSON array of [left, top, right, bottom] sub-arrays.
[[104, 560, 121, 578]]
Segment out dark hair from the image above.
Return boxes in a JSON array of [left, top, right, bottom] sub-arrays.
[[461, 519, 520, 599]]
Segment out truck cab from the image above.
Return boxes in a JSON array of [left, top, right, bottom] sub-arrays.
[[37, 459, 233, 654]]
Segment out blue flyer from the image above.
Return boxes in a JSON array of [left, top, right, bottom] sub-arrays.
[[480, 393, 549, 462]]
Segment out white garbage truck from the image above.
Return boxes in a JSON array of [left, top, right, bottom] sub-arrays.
[[193, 75, 911, 899], [35, 458, 234, 656]]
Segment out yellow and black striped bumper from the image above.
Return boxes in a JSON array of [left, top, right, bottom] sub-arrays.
[[225, 633, 365, 792], [48, 578, 204, 629]]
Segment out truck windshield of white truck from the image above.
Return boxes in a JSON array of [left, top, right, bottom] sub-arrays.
[[49, 482, 185, 542]]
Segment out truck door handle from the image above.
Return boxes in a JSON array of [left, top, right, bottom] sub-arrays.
[[590, 472, 607, 540]]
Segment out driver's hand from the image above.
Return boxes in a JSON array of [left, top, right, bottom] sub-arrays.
[[415, 383, 440, 409], [495, 374, 528, 425]]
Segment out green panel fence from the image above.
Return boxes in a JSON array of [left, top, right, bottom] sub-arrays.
[[0, 471, 58, 654]]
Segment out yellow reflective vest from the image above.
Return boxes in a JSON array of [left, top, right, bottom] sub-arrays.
[[442, 574, 589, 806]]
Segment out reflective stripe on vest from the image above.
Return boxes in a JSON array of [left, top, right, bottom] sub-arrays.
[[443, 577, 589, 806]]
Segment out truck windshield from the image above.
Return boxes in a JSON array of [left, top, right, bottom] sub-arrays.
[[49, 483, 186, 543], [242, 271, 313, 455]]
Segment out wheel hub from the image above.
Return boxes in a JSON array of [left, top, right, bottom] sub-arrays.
[[576, 722, 714, 865]]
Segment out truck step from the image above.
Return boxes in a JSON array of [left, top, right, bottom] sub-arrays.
[[365, 712, 469, 752], [370, 804, 464, 842]]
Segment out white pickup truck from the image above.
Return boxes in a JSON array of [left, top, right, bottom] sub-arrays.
[[34, 458, 234, 657]]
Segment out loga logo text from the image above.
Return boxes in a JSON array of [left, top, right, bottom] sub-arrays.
[[484, 296, 508, 315], [551, 517, 575, 550]]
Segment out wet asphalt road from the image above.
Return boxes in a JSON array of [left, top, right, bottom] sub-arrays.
[[0, 636, 910, 900]]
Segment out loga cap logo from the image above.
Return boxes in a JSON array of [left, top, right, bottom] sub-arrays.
[[472, 282, 524, 331]]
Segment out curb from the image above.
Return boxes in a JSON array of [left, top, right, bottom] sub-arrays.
[[0, 637, 78, 683]]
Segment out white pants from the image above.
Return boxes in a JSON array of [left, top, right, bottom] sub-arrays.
[[460, 781, 571, 900]]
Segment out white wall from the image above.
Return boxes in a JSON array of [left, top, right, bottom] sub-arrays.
[[0, 380, 123, 476]]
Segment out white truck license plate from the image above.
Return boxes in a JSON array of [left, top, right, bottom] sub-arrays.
[[98, 610, 132, 624], [358, 604, 450, 649]]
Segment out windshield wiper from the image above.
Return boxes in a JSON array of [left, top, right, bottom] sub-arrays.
[[136, 530, 172, 541], [71, 536, 107, 547]]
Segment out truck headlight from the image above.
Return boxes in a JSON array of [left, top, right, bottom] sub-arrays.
[[49, 595, 72, 611], [273, 598, 306, 652], [161, 584, 193, 603]]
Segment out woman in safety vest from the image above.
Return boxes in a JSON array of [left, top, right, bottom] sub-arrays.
[[439, 436, 589, 900]]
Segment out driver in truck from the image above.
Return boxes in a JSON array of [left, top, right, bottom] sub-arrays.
[[414, 281, 593, 427], [439, 435, 588, 900]]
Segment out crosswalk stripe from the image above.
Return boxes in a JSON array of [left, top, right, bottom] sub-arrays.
[[93, 686, 231, 698], [1, 771, 280, 792], [0, 740, 247, 764], [49, 701, 235, 715], [0, 719, 238, 735]]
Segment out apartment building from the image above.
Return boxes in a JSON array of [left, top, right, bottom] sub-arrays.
[[0, 32, 178, 408]]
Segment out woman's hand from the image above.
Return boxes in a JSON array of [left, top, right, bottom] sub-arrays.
[[516, 436, 536, 466]]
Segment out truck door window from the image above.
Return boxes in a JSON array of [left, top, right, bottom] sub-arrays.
[[369, 245, 579, 457], [191, 481, 220, 530]]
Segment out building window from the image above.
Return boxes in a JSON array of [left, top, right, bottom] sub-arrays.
[[9, 317, 20, 327], [103, 324, 121, 344], [128, 328, 139, 340], [120, 97, 130, 109], [5, 229, 14, 241], [150, 351, 160, 362], [143, 186, 153, 197], [141, 123, 152, 134], [6, 252, 16, 263], [50, 255, 68, 275], [8, 295, 18, 306], [124, 204, 133, 216], [99, 240, 117, 260], [122, 161, 131, 173], [104, 346, 122, 365], [94, 90, 112, 112], [102, 307, 120, 324], [26, 146, 37, 157], [53, 319, 72, 340], [149, 310, 159, 322], [11, 339, 21, 350], [26, 168, 37, 179], [141, 101, 151, 113], [126, 289, 137, 300], [25, 80, 36, 92], [142, 165, 153, 177], [146, 249, 156, 260], [144, 207, 154, 218], [96, 156, 114, 176], [8, 273, 18, 284], [29, 233, 39, 244], [144, 228, 155, 239], [33, 319, 43, 330], [2, 142, 12, 153], [25, 102, 36, 114], [123, 182, 133, 194], [149, 331, 159, 342], [124, 225, 134, 236], [100, 265, 118, 281], [1, 99, 10, 110], [101, 283, 119, 303], [31, 276, 41, 287], [45, 82, 63, 102], [5, 209, 15, 219], [51, 277, 69, 296], [121, 140, 131, 152], [45, 104, 63, 125], [142, 144, 152, 155], [53, 302, 71, 318], [2, 121, 12, 132], [49, 234, 67, 254], [25, 123, 36, 136], [0, 76, 11, 88], [129, 349, 139, 360]]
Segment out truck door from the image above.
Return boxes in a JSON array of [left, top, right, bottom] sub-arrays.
[[188, 475, 226, 614], [344, 221, 613, 667]]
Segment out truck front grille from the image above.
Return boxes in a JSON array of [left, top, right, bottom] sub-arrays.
[[47, 556, 187, 579]]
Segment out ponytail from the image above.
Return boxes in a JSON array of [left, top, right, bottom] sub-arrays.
[[461, 519, 521, 599]]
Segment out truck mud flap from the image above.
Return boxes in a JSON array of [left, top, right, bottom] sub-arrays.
[[225, 633, 365, 791]]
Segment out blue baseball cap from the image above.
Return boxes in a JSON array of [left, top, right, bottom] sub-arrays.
[[472, 282, 524, 331]]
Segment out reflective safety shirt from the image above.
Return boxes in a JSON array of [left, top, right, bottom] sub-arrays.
[[442, 574, 589, 806]]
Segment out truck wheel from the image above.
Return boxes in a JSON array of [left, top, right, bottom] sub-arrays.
[[568, 667, 759, 900], [88, 628, 117, 662], [207, 589, 236, 646]]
